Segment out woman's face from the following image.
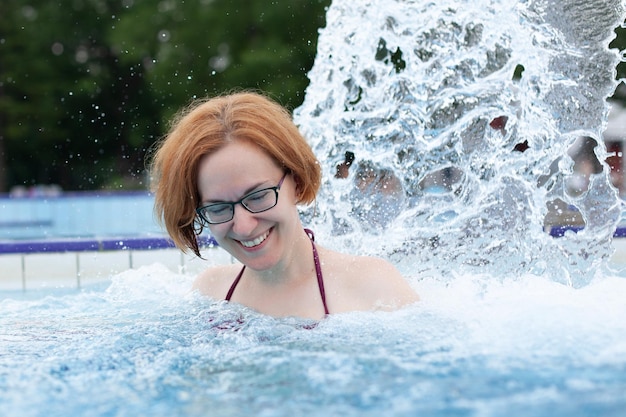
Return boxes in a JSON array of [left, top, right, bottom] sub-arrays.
[[197, 140, 301, 271]]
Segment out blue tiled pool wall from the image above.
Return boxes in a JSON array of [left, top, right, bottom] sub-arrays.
[[0, 192, 164, 240]]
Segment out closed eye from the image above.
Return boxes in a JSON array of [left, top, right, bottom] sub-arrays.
[[246, 189, 272, 202], [204, 204, 231, 215]]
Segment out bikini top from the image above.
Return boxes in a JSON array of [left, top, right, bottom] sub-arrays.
[[225, 228, 330, 315]]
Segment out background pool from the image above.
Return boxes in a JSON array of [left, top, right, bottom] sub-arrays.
[[0, 192, 162, 240]]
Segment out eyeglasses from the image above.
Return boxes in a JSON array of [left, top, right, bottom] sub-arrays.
[[196, 172, 288, 225]]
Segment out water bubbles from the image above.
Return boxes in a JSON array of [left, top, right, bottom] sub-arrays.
[[158, 0, 176, 13], [51, 42, 64, 56], [21, 6, 37, 21], [75, 46, 89, 64], [208, 43, 231, 72], [158, 30, 171, 43]]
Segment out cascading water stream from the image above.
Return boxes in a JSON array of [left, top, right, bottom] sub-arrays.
[[295, 0, 626, 287]]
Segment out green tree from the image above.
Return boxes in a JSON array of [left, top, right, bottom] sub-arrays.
[[610, 21, 626, 104], [0, 0, 330, 192], [109, 0, 330, 118], [0, 1, 72, 190], [0, 0, 161, 191]]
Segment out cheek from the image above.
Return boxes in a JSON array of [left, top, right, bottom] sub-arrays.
[[207, 224, 228, 240]]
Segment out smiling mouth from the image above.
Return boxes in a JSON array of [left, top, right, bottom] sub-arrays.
[[239, 229, 271, 248]]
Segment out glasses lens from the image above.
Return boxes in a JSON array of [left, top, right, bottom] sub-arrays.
[[242, 188, 277, 212], [200, 203, 234, 224]]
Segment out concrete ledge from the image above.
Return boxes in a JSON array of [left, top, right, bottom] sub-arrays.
[[0, 241, 231, 292]]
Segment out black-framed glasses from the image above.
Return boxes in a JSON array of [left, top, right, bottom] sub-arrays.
[[196, 172, 288, 225]]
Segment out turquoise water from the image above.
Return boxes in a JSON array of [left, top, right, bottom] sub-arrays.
[[0, 192, 162, 240], [2, 265, 626, 417]]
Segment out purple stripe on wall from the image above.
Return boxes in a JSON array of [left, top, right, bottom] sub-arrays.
[[0, 235, 218, 254], [0, 191, 153, 200], [548, 226, 626, 238]]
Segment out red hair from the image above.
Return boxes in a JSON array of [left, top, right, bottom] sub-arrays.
[[149, 91, 321, 256]]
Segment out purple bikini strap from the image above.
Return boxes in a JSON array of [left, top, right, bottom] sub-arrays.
[[226, 265, 245, 302], [305, 228, 330, 316]]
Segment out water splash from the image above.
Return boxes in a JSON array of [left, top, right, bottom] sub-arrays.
[[295, 0, 626, 286], [3, 266, 626, 416]]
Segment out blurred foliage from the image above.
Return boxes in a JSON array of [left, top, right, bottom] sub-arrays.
[[0, 2, 623, 192], [609, 21, 626, 103], [0, 0, 330, 191]]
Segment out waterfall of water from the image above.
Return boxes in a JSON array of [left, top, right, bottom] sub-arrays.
[[295, 0, 626, 286]]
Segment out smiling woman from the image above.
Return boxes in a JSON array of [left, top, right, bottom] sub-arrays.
[[148, 91, 419, 319]]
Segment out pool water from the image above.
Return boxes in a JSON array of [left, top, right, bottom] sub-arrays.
[[0, 192, 161, 240], [2, 264, 625, 417]]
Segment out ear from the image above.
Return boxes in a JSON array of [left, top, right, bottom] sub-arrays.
[[294, 185, 302, 203], [293, 176, 303, 203]]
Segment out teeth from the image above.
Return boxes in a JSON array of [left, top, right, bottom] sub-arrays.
[[240, 231, 270, 248]]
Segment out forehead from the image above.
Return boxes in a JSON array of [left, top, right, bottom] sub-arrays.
[[197, 140, 280, 199], [206, 140, 275, 167]]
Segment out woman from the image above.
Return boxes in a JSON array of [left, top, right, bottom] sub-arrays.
[[150, 91, 418, 320]]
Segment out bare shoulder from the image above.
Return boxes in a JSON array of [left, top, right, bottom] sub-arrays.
[[192, 263, 242, 300], [323, 250, 419, 312]]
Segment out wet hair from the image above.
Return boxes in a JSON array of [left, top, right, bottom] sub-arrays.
[[149, 91, 321, 256]]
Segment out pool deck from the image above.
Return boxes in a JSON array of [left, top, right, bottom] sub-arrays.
[[0, 246, 233, 292]]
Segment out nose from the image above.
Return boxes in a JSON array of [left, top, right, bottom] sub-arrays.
[[230, 203, 258, 236]]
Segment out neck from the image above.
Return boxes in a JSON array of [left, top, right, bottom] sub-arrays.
[[252, 228, 315, 286]]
